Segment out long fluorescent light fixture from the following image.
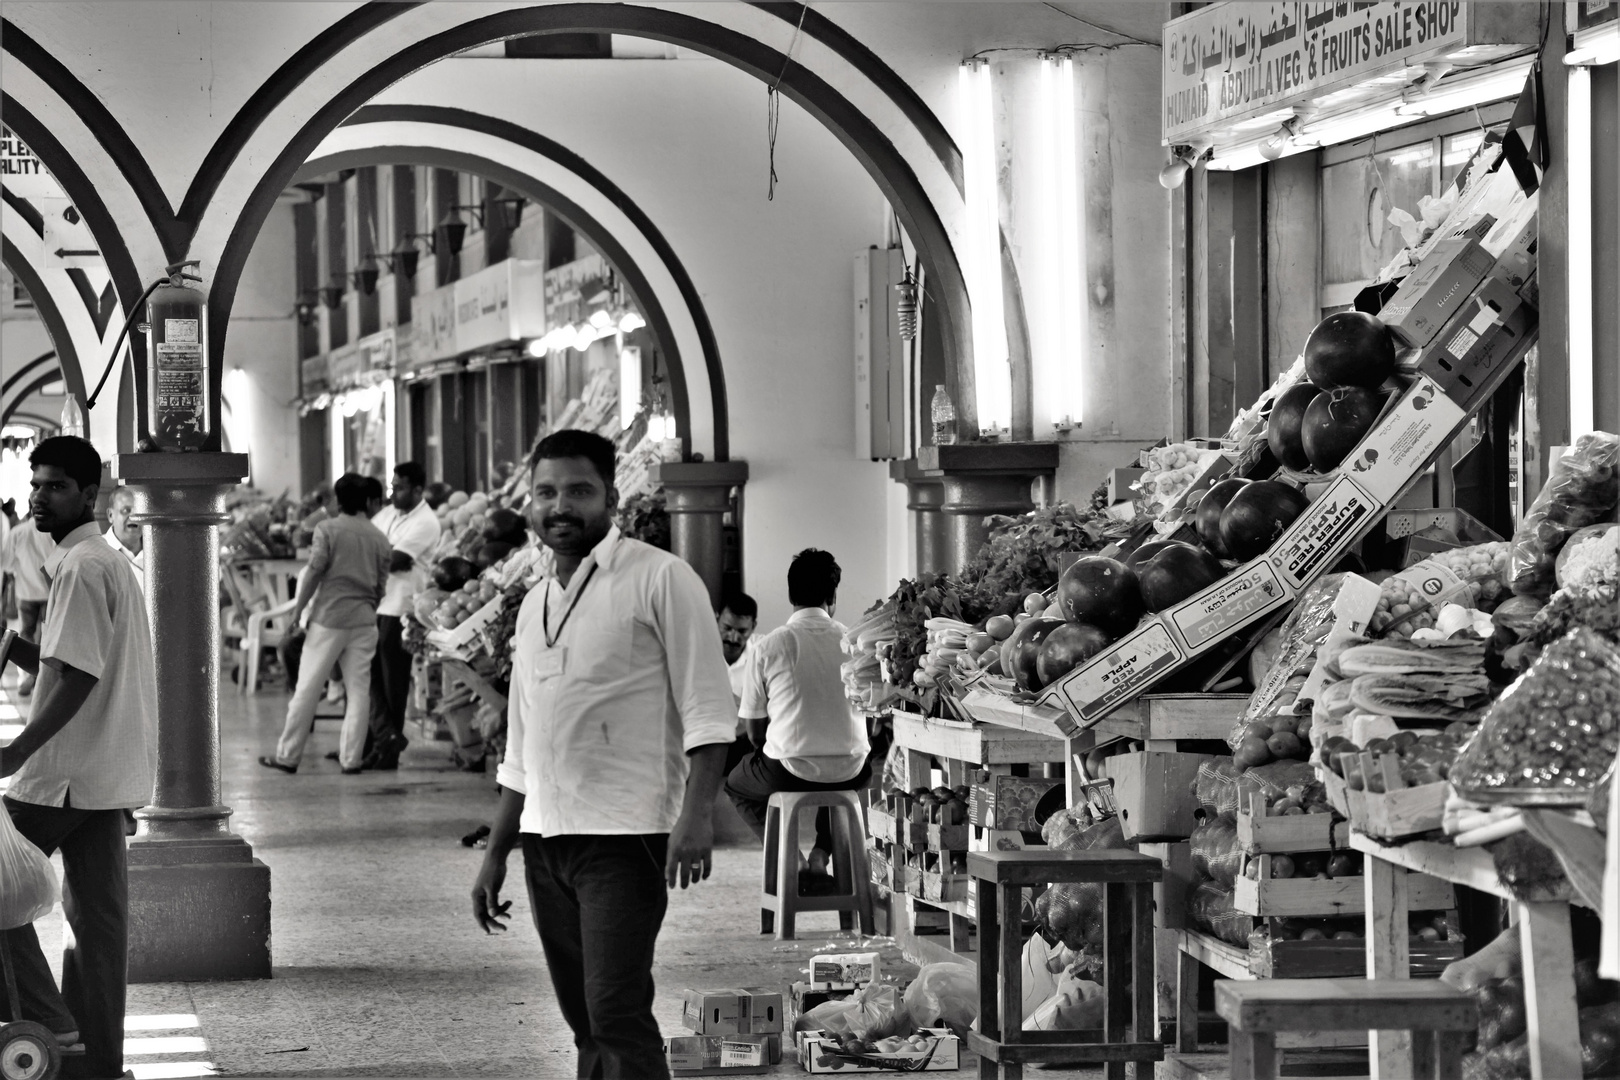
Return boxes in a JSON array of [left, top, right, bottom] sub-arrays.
[[1566, 23, 1620, 67], [1395, 58, 1535, 118], [1038, 53, 1085, 432], [959, 58, 1010, 437], [1568, 64, 1595, 440]]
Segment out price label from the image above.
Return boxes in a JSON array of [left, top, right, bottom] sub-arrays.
[[1167, 558, 1292, 651], [1052, 620, 1184, 724]]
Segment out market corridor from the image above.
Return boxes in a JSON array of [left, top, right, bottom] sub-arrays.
[[20, 678, 943, 1079]]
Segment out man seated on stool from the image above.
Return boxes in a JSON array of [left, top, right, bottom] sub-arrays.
[[725, 549, 871, 887]]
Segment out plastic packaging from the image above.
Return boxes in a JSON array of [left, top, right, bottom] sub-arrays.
[[803, 979, 910, 1041], [930, 385, 957, 447], [1450, 626, 1620, 806], [1187, 882, 1252, 948], [0, 807, 59, 930], [1023, 973, 1105, 1032], [1510, 432, 1620, 599], [1234, 573, 1344, 743], [902, 963, 977, 1033], [1189, 813, 1243, 887]]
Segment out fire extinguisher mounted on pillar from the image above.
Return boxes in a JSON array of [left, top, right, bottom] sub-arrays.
[[87, 260, 215, 452]]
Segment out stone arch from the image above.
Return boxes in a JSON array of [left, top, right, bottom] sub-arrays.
[[301, 105, 728, 460]]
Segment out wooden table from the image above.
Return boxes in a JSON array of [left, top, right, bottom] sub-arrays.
[[1353, 832, 1582, 1079]]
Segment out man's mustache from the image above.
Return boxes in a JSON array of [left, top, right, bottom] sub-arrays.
[[543, 514, 585, 530]]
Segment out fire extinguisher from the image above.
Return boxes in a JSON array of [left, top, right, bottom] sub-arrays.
[[145, 261, 210, 451]]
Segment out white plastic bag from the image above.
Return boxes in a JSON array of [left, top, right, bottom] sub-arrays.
[[902, 962, 978, 1033], [0, 805, 59, 929], [1024, 972, 1106, 1031]]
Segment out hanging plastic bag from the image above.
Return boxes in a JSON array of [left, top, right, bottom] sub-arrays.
[[902, 962, 978, 1033], [1510, 432, 1620, 599], [0, 806, 59, 930]]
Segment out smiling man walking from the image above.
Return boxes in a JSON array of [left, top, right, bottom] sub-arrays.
[[470, 429, 736, 1080], [0, 435, 157, 1080]]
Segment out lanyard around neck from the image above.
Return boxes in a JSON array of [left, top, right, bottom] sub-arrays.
[[542, 562, 599, 648]]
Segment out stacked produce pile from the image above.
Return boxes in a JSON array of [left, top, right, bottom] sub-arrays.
[[221, 490, 302, 559], [840, 600, 898, 712]]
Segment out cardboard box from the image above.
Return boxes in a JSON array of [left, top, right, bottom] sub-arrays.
[[1338, 375, 1468, 504], [1379, 237, 1497, 348], [681, 989, 784, 1036], [1266, 476, 1381, 592], [1107, 466, 1146, 504], [1051, 619, 1186, 725], [797, 1029, 961, 1073], [1162, 556, 1294, 653], [1416, 276, 1537, 410], [1103, 751, 1219, 841], [666, 1034, 781, 1076], [808, 952, 880, 987], [787, 982, 855, 1030], [967, 775, 1064, 831], [1483, 196, 1538, 290]]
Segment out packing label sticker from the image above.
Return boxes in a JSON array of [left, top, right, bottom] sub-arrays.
[[1053, 621, 1184, 723], [1268, 475, 1380, 592], [1339, 375, 1466, 503], [1167, 558, 1292, 652]]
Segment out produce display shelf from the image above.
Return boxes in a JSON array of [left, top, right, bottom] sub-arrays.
[[1048, 311, 1539, 730], [1231, 867, 1453, 918], [1173, 932, 1369, 1054], [958, 688, 1073, 740], [1354, 831, 1582, 1079], [1090, 694, 1247, 748], [890, 709, 1065, 766]]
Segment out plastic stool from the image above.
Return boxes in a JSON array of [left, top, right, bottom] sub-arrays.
[[759, 791, 875, 940], [969, 849, 1164, 1080], [1216, 978, 1477, 1080]]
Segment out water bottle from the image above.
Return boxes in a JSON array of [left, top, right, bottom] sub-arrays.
[[930, 384, 956, 446]]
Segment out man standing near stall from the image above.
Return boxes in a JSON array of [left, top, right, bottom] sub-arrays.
[[471, 429, 735, 1079], [365, 461, 439, 769], [104, 486, 146, 593], [0, 435, 157, 1080], [3, 501, 55, 697]]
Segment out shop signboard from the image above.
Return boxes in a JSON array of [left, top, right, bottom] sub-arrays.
[[453, 259, 546, 355], [409, 285, 458, 367], [1162, 2, 1536, 144], [1, 126, 59, 200], [300, 354, 330, 397], [1574, 1, 1617, 32], [334, 328, 395, 391], [544, 253, 612, 330], [327, 343, 362, 390]]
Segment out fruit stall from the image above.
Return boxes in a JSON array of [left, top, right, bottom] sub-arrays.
[[841, 102, 1620, 1074]]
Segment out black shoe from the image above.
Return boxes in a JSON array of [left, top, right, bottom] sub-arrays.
[[340, 767, 362, 775], [460, 824, 491, 847], [257, 755, 296, 774], [324, 751, 340, 761]]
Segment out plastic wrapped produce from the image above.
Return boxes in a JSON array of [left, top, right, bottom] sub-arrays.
[[1034, 815, 1125, 950], [1371, 550, 1505, 638], [1510, 432, 1620, 599], [1196, 758, 1245, 814], [1236, 574, 1344, 736], [1187, 882, 1252, 947], [1451, 627, 1620, 806], [1189, 813, 1243, 887]]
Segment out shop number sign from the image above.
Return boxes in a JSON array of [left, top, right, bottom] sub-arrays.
[[1163, 1, 1469, 143]]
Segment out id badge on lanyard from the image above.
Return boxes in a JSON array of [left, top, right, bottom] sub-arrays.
[[534, 646, 566, 681], [536, 564, 597, 681]]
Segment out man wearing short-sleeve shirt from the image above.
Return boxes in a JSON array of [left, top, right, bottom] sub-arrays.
[[470, 430, 736, 1079], [365, 461, 439, 768], [0, 436, 158, 1080]]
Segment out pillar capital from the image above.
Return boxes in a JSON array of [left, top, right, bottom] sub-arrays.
[[648, 460, 748, 606], [914, 442, 1059, 574]]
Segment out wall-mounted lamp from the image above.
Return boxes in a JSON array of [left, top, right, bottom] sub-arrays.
[[487, 196, 527, 232], [385, 235, 433, 279], [434, 211, 468, 257], [1258, 116, 1302, 162], [1158, 142, 1212, 189], [319, 277, 345, 310], [959, 57, 1010, 438], [1038, 51, 1085, 434], [351, 261, 380, 296], [295, 290, 319, 326]]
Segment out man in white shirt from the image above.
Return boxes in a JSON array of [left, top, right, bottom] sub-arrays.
[[470, 430, 735, 1079], [103, 485, 145, 593], [364, 461, 439, 769], [3, 504, 56, 697], [725, 549, 872, 878], [0, 436, 158, 1080]]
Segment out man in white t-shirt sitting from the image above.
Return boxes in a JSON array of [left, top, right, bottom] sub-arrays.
[[725, 549, 871, 881]]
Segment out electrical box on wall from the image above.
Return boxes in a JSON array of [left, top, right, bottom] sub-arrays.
[[854, 247, 909, 461]]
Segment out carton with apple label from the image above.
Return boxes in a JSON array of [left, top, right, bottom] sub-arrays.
[[1164, 557, 1294, 653], [1050, 621, 1184, 725]]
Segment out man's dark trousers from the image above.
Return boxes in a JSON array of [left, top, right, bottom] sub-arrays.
[[523, 833, 670, 1080], [1, 795, 128, 1080], [367, 614, 409, 744], [725, 752, 872, 855]]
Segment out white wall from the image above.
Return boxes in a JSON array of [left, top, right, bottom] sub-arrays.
[[376, 58, 895, 630], [224, 199, 301, 498]]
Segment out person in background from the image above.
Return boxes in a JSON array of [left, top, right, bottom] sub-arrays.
[[0, 435, 158, 1080], [471, 429, 735, 1079], [424, 481, 453, 511], [725, 549, 871, 881], [3, 505, 56, 697], [103, 486, 145, 593], [717, 591, 760, 777], [365, 461, 440, 770], [259, 473, 391, 776]]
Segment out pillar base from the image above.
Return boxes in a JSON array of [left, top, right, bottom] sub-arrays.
[[127, 834, 271, 982]]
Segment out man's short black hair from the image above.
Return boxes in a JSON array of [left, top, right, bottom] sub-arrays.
[[30, 435, 102, 493], [720, 591, 758, 622], [787, 548, 841, 608], [364, 476, 385, 504], [335, 473, 372, 514], [529, 429, 616, 488], [393, 461, 427, 489]]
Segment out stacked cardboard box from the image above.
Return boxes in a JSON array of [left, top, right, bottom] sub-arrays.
[[665, 988, 784, 1076]]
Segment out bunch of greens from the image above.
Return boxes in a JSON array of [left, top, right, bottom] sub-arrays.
[[617, 489, 672, 551]]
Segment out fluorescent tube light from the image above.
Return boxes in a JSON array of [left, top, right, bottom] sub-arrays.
[[959, 59, 1010, 437], [1038, 53, 1085, 431], [1568, 64, 1595, 440]]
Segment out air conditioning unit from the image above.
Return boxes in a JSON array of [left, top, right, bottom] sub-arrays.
[[853, 247, 909, 461]]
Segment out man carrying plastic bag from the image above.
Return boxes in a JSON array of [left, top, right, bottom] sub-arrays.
[[0, 807, 58, 929], [0, 436, 159, 1080]]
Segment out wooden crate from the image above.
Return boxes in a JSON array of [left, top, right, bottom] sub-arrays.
[[1337, 751, 1448, 840], [1092, 694, 1248, 745], [1237, 792, 1350, 853], [868, 805, 895, 845], [1233, 859, 1455, 917], [925, 822, 970, 851], [891, 709, 1066, 766], [918, 869, 972, 904], [1103, 750, 1219, 841], [968, 774, 1064, 830], [1248, 934, 1464, 979]]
